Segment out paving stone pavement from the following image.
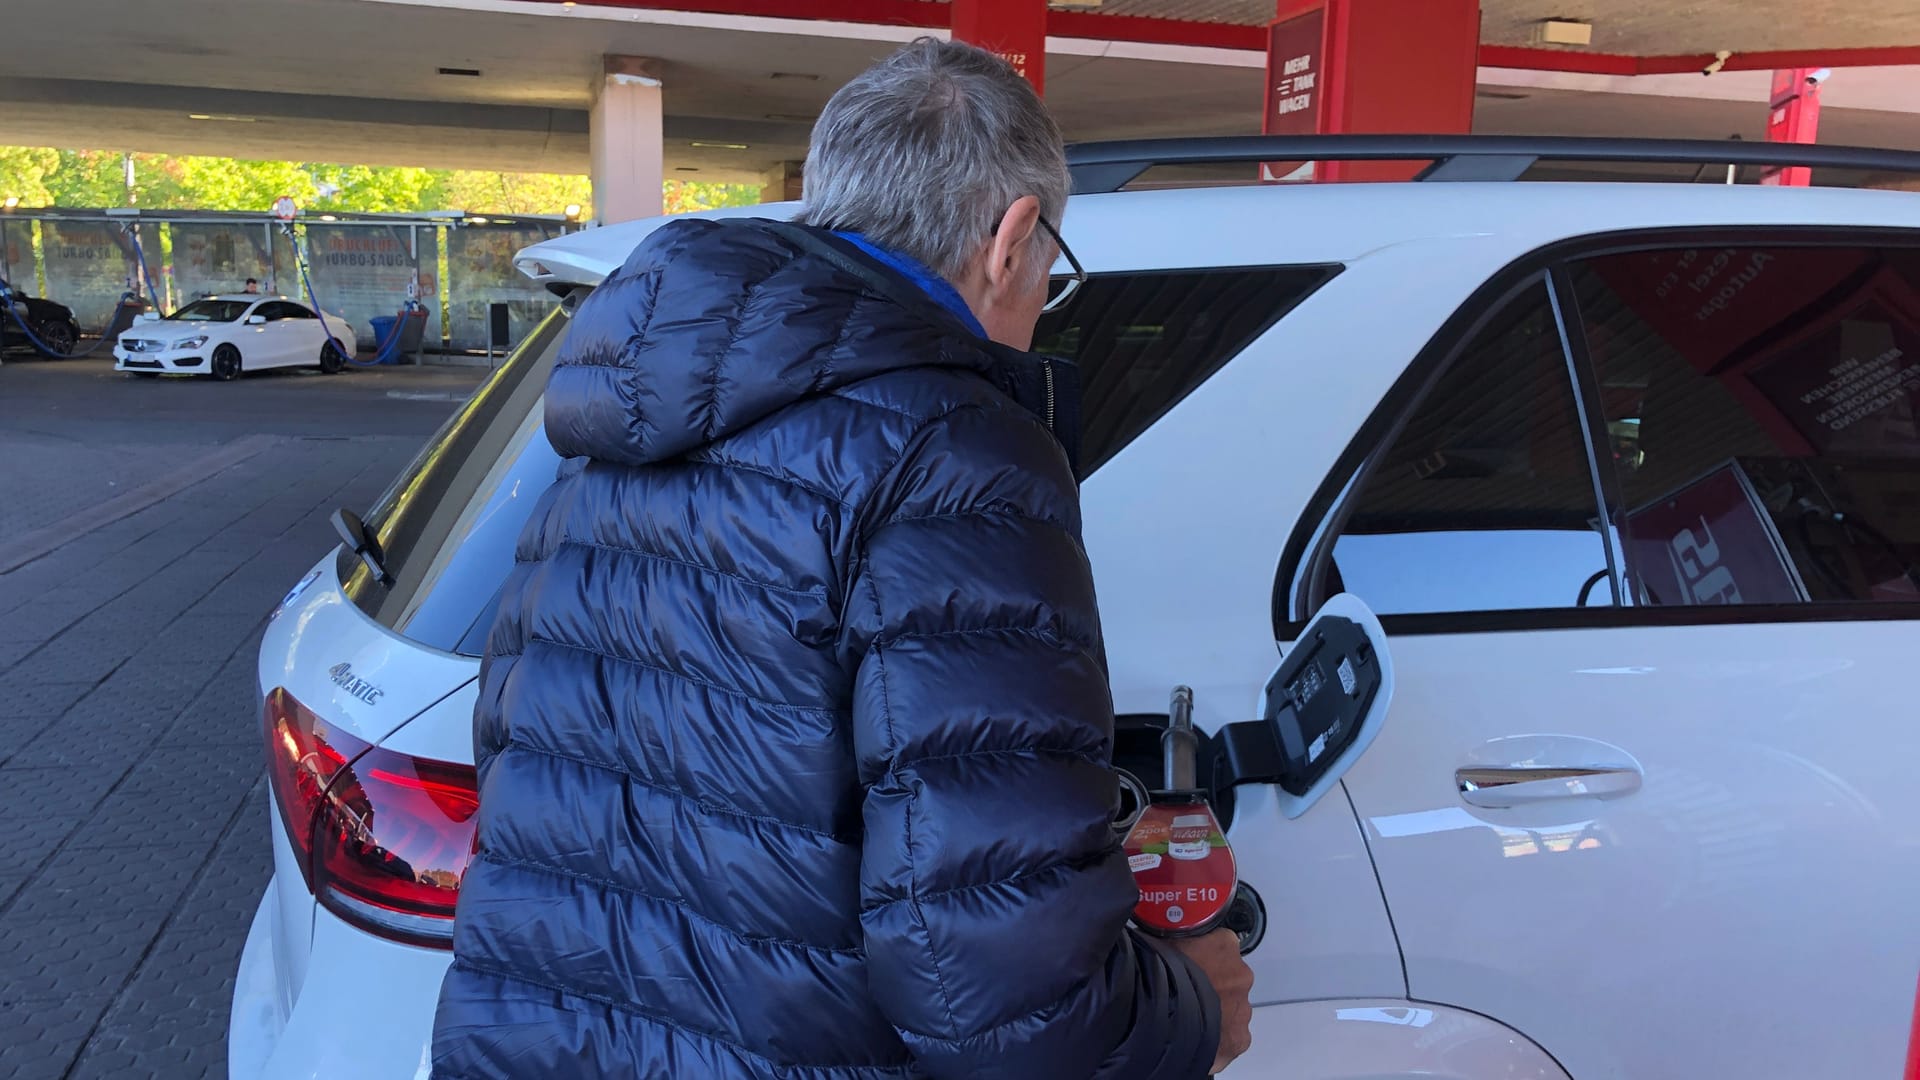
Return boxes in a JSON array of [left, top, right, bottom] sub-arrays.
[[0, 357, 481, 1079]]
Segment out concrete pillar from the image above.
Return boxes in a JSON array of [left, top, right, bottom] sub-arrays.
[[590, 56, 665, 223], [760, 161, 804, 205]]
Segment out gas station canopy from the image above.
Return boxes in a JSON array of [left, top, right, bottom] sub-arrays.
[[0, 0, 1917, 184]]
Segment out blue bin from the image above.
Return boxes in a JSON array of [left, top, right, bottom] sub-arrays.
[[367, 316, 399, 364]]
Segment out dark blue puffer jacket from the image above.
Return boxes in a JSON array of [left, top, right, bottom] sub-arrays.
[[432, 217, 1220, 1079]]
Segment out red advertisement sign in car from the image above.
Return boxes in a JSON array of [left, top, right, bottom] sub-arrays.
[[1623, 462, 1806, 607], [1743, 267, 1920, 460]]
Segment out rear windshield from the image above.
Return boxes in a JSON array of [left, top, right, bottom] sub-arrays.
[[1035, 265, 1338, 470], [169, 299, 251, 322], [337, 311, 566, 653], [341, 264, 1335, 656]]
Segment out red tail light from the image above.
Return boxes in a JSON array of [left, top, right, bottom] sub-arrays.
[[263, 687, 478, 948]]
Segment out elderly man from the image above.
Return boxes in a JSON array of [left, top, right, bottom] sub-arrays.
[[432, 38, 1252, 1079]]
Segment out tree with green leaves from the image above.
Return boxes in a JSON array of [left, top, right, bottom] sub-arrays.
[[0, 144, 760, 217]]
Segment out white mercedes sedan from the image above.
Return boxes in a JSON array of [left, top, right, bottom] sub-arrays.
[[114, 294, 355, 380]]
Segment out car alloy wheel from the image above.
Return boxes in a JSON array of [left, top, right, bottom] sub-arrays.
[[319, 340, 346, 375], [212, 344, 243, 381], [34, 321, 76, 358]]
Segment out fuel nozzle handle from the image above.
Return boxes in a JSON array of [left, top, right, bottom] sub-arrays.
[[1163, 685, 1197, 793]]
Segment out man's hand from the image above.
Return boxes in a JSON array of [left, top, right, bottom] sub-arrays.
[[1173, 929, 1253, 1074]]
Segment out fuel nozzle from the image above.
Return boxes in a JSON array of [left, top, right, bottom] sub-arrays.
[[1123, 686, 1237, 939], [1163, 686, 1197, 793]]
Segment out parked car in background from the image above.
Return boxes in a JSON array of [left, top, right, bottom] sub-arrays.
[[113, 294, 354, 380], [231, 137, 1920, 1080], [0, 273, 83, 357]]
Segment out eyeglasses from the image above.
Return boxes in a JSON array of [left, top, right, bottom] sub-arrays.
[[1036, 216, 1086, 314]]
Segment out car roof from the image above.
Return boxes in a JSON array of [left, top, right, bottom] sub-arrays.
[[516, 181, 1920, 289], [196, 293, 292, 302]]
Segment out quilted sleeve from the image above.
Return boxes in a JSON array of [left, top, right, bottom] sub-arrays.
[[843, 401, 1220, 1079]]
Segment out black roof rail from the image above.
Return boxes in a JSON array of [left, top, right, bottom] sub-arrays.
[[1066, 134, 1920, 194]]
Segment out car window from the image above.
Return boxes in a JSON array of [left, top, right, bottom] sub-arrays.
[[169, 299, 249, 322], [344, 267, 1333, 653], [1323, 280, 1616, 615], [1571, 243, 1920, 606], [1034, 266, 1338, 473], [338, 310, 566, 653], [259, 301, 311, 321]]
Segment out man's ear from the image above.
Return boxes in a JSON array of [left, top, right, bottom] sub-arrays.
[[985, 195, 1043, 295]]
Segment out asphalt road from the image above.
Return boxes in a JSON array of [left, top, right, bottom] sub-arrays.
[[0, 352, 487, 1079]]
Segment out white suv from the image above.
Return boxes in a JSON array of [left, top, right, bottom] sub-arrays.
[[231, 137, 1920, 1080]]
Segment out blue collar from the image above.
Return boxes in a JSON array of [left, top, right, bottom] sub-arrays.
[[831, 231, 984, 338]]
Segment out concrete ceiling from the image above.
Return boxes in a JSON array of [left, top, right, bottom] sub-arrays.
[[1477, 0, 1920, 54], [0, 0, 1269, 179], [0, 0, 1916, 187], [1071, 0, 1920, 55]]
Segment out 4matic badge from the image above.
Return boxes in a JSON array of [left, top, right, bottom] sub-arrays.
[[328, 662, 385, 706]]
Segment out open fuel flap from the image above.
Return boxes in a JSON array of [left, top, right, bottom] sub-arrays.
[[1113, 594, 1395, 954]]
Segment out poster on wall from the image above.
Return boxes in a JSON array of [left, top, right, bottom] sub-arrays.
[[1, 220, 32, 285], [305, 224, 437, 348], [270, 227, 300, 299], [171, 223, 275, 305], [41, 221, 134, 333], [447, 224, 562, 351]]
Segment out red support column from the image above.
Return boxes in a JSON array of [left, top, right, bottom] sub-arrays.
[[1906, 971, 1920, 1080], [951, 0, 1046, 95], [1263, 0, 1479, 183], [1760, 67, 1824, 187]]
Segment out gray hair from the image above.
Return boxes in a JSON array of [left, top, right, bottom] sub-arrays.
[[799, 38, 1069, 284]]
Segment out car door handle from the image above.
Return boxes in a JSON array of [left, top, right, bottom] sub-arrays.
[[1456, 763, 1642, 808]]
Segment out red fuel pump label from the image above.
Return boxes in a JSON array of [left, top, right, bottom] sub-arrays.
[[1123, 799, 1235, 935]]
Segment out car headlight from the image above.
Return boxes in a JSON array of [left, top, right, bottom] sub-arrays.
[[173, 335, 208, 350]]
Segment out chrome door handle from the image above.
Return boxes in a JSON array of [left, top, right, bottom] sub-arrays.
[[1456, 763, 1642, 808]]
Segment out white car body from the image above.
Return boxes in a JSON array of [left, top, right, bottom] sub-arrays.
[[114, 293, 354, 376], [232, 164, 1920, 1080]]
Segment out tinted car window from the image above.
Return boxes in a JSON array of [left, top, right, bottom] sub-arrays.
[[1327, 281, 1615, 615], [338, 310, 565, 652], [1035, 266, 1337, 471], [1572, 244, 1920, 606], [169, 299, 250, 322]]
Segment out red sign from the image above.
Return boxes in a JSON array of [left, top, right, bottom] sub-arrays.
[[1761, 68, 1823, 187], [1260, 7, 1324, 183], [950, 0, 1045, 95], [1623, 462, 1805, 606], [1124, 799, 1235, 936]]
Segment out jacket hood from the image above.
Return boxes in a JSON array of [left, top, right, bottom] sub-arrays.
[[545, 216, 1030, 467]]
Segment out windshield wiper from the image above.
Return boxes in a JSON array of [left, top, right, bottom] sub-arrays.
[[331, 508, 394, 586]]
